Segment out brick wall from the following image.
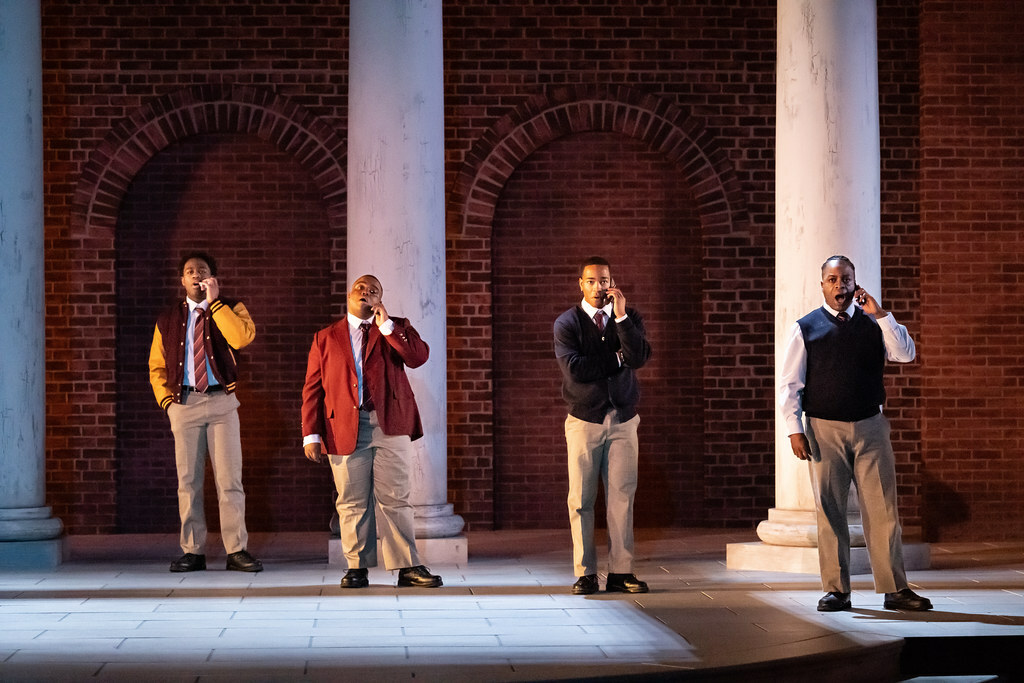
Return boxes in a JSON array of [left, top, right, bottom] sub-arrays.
[[491, 132, 706, 528], [42, 1, 350, 533], [443, 1, 779, 529], [40, 0, 1023, 541], [878, 0, 925, 530], [114, 132, 338, 533], [918, 0, 1024, 540]]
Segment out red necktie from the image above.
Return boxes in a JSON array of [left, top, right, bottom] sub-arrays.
[[193, 308, 209, 392], [837, 311, 850, 323], [594, 310, 607, 331]]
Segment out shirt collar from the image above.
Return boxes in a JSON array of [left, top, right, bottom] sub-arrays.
[[186, 298, 208, 313], [823, 301, 856, 318], [347, 312, 372, 330], [580, 299, 612, 319]]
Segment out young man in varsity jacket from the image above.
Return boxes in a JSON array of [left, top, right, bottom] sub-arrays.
[[148, 251, 262, 573], [778, 254, 930, 612]]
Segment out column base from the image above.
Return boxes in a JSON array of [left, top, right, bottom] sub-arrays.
[[328, 536, 468, 567], [0, 537, 67, 569], [413, 503, 465, 538], [725, 541, 931, 575]]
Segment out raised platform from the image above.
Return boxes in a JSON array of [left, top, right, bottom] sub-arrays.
[[328, 535, 468, 566], [1, 529, 1022, 681], [726, 540, 932, 575]]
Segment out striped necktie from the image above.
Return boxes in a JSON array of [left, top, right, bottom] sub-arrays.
[[193, 307, 209, 392], [594, 310, 607, 331], [359, 321, 373, 410]]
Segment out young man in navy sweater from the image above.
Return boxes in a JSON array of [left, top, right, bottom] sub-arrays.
[[554, 256, 652, 595]]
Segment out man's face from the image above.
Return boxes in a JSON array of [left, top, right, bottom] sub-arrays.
[[347, 275, 382, 318], [181, 258, 211, 303], [579, 264, 612, 308], [820, 260, 856, 312]]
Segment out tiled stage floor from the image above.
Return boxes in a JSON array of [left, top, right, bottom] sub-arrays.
[[2, 529, 1023, 681]]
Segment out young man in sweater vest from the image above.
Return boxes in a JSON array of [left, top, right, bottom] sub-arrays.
[[554, 256, 652, 595], [778, 254, 930, 612]]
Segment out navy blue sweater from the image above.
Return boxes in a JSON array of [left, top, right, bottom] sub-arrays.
[[553, 305, 652, 423]]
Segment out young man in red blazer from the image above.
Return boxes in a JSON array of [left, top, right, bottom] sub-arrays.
[[301, 274, 441, 588]]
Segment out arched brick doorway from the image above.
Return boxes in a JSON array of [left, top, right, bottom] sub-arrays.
[[446, 85, 760, 530], [65, 85, 347, 533]]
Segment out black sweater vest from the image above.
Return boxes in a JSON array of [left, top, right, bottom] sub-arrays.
[[797, 307, 886, 422]]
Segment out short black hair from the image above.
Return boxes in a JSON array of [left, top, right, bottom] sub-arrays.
[[580, 256, 611, 277], [821, 254, 855, 275], [178, 251, 218, 276]]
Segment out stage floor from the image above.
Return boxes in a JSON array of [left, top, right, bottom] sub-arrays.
[[2, 528, 1022, 681]]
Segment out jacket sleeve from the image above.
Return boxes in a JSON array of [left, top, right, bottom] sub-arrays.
[[301, 331, 327, 439], [148, 324, 174, 411], [210, 299, 256, 350], [615, 308, 652, 370], [382, 319, 429, 368], [554, 312, 620, 383]]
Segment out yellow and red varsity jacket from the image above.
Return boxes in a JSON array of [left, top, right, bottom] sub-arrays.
[[148, 297, 256, 410]]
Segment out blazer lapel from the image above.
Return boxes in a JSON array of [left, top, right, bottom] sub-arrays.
[[364, 324, 381, 358]]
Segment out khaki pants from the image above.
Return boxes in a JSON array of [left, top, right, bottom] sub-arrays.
[[328, 410, 419, 571], [565, 412, 640, 577], [807, 413, 908, 594], [167, 391, 248, 555]]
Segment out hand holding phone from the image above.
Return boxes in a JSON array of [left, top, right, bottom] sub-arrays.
[[603, 278, 617, 306]]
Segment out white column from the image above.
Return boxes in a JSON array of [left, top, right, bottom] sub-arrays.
[[347, 0, 465, 556], [728, 0, 880, 572], [0, 0, 64, 568]]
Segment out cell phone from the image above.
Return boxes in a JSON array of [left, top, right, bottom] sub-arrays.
[[604, 278, 616, 305], [854, 283, 866, 305]]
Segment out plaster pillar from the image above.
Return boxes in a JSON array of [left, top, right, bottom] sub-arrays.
[[0, 0, 65, 569], [728, 0, 926, 573], [344, 0, 465, 564]]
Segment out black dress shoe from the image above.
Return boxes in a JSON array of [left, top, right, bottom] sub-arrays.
[[340, 568, 369, 588], [397, 565, 442, 588], [572, 574, 599, 595], [225, 549, 263, 572], [169, 553, 206, 573], [817, 591, 852, 612], [883, 588, 932, 611], [606, 573, 649, 594]]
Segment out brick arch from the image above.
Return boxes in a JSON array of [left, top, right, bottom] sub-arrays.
[[449, 84, 750, 240], [445, 85, 755, 530], [56, 85, 347, 532], [72, 84, 347, 235]]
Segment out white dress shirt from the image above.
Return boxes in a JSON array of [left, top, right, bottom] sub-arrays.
[[184, 298, 218, 388], [777, 302, 916, 436]]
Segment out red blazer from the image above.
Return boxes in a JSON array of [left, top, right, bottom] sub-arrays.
[[301, 316, 429, 455]]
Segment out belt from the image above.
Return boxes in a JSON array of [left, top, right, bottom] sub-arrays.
[[182, 385, 224, 397]]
